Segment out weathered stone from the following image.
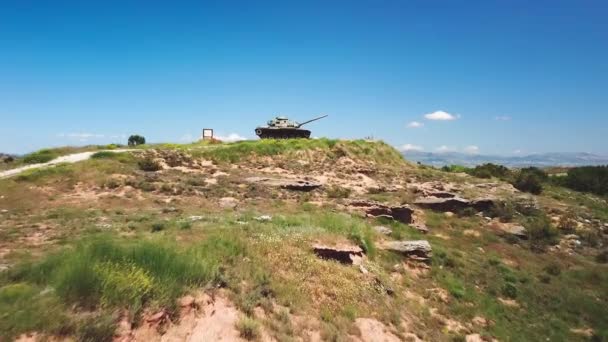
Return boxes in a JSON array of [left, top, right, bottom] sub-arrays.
[[219, 197, 238, 209], [312, 243, 364, 264], [254, 215, 272, 222], [491, 221, 527, 239], [347, 199, 414, 224], [179, 295, 195, 308], [414, 196, 495, 212], [381, 240, 432, 261], [373, 226, 393, 235], [245, 176, 321, 192], [411, 222, 429, 233], [280, 180, 321, 191]]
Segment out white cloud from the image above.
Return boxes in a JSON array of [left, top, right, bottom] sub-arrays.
[[179, 134, 196, 143], [435, 145, 454, 153], [513, 149, 522, 154], [464, 145, 479, 154], [495, 116, 511, 121], [216, 133, 247, 142], [57, 132, 106, 142], [424, 110, 459, 121], [399, 144, 423, 152], [407, 121, 424, 128]]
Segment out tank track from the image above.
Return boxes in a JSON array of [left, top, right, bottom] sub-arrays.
[[255, 128, 311, 139]]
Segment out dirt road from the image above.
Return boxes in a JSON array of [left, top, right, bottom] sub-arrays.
[[0, 150, 132, 179]]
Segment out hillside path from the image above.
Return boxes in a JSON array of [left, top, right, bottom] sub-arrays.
[[0, 149, 133, 179]]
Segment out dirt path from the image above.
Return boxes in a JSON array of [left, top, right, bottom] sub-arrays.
[[0, 150, 132, 179]]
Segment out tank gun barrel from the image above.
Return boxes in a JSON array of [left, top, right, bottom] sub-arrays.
[[296, 114, 328, 128]]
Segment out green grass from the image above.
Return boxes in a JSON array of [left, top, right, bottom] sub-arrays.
[[21, 149, 60, 164], [193, 138, 407, 167], [236, 317, 261, 340], [14, 163, 74, 182], [0, 233, 247, 338]]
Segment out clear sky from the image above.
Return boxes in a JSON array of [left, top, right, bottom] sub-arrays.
[[1, 0, 607, 155]]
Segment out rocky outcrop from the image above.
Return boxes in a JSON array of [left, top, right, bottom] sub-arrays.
[[245, 176, 321, 192], [348, 199, 414, 224], [0, 153, 14, 163], [381, 240, 432, 261], [312, 243, 364, 264], [488, 220, 527, 239], [414, 196, 495, 213]]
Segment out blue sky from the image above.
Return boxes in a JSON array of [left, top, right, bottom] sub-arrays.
[[1, 0, 607, 155]]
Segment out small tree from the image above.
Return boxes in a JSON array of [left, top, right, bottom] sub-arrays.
[[512, 170, 543, 194], [128, 135, 146, 146]]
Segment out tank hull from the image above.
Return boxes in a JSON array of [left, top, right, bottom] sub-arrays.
[[255, 127, 311, 139]]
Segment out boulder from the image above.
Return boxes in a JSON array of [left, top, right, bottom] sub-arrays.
[[280, 180, 321, 191], [381, 240, 432, 261], [348, 199, 414, 224], [312, 243, 364, 264], [373, 226, 393, 235], [245, 176, 321, 192], [490, 221, 527, 239], [414, 197, 495, 212], [254, 215, 272, 222], [219, 197, 238, 209]]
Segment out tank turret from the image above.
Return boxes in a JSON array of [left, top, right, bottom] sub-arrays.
[[255, 115, 328, 139]]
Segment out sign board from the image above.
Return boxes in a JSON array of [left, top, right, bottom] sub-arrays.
[[202, 129, 214, 140]]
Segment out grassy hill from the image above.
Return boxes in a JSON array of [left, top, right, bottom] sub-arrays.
[[0, 139, 606, 341]]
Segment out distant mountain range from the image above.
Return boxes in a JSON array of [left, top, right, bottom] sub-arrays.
[[402, 151, 608, 168]]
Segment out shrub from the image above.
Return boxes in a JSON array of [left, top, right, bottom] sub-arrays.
[[151, 222, 166, 232], [128, 135, 146, 146], [468, 163, 511, 179], [457, 207, 477, 217], [544, 263, 561, 276], [502, 282, 518, 299], [326, 186, 352, 199], [559, 165, 608, 196], [236, 317, 260, 340], [138, 158, 161, 172], [77, 313, 116, 342], [91, 151, 116, 159], [512, 169, 544, 194], [557, 212, 577, 233], [596, 250, 608, 264], [441, 165, 471, 173], [0, 283, 71, 340], [22, 149, 58, 164], [486, 201, 516, 222], [526, 216, 559, 251]]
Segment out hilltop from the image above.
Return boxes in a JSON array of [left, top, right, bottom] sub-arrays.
[[404, 151, 608, 168], [0, 139, 606, 341]]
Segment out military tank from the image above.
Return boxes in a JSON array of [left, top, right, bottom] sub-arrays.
[[255, 115, 328, 139]]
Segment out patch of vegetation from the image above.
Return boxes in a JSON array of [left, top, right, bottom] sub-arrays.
[[326, 185, 352, 199], [554, 165, 608, 196], [441, 164, 471, 173], [512, 168, 545, 194], [0, 283, 72, 340], [15, 163, 73, 182], [138, 158, 162, 171], [486, 200, 516, 222], [196, 139, 406, 167], [76, 312, 116, 342], [91, 152, 134, 164], [1, 234, 247, 336], [468, 163, 510, 179], [526, 215, 559, 251], [236, 317, 261, 340], [22, 149, 59, 164]]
